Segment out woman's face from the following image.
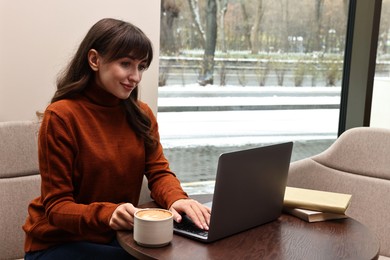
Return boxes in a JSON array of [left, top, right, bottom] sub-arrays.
[[88, 49, 149, 99]]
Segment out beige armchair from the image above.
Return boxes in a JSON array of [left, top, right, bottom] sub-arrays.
[[0, 121, 41, 259], [0, 120, 152, 259], [287, 127, 390, 258]]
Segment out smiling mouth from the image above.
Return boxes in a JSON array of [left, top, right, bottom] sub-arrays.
[[121, 83, 134, 90]]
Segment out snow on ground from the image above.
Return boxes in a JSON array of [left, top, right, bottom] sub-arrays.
[[157, 85, 340, 148]]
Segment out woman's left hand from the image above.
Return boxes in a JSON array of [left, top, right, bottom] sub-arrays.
[[109, 203, 139, 231], [169, 199, 211, 230]]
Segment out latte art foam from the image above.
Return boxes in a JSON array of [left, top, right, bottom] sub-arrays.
[[136, 209, 172, 221]]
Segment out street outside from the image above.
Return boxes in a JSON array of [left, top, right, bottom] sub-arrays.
[[156, 85, 340, 194]]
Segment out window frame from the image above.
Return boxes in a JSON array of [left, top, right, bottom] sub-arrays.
[[339, 0, 382, 135]]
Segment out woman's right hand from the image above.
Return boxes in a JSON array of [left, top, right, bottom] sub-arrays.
[[109, 203, 139, 231]]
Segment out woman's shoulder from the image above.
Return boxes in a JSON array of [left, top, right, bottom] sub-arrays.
[[45, 96, 85, 119], [137, 101, 154, 116], [47, 98, 80, 112]]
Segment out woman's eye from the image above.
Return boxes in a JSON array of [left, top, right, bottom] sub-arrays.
[[138, 64, 148, 71], [121, 61, 131, 67]]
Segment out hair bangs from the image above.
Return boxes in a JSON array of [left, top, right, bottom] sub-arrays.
[[106, 26, 153, 67]]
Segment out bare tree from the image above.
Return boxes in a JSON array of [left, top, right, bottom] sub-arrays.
[[279, 0, 289, 51], [314, 0, 325, 51], [240, 2, 252, 51], [250, 0, 265, 54], [160, 0, 180, 54], [187, 0, 206, 48], [198, 0, 218, 86], [217, 0, 228, 53]]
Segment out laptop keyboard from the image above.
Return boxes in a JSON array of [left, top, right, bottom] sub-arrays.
[[174, 215, 209, 238]]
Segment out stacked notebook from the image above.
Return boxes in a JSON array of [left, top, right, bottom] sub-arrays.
[[283, 187, 352, 222]]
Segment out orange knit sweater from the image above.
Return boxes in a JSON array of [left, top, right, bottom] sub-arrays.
[[23, 84, 188, 252]]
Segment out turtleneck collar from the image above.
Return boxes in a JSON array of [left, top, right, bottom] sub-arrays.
[[83, 82, 121, 107]]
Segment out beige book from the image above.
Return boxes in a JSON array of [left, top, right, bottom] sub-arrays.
[[284, 186, 352, 214], [283, 207, 348, 222]]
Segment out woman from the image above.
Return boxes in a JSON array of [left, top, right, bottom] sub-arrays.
[[23, 18, 210, 259]]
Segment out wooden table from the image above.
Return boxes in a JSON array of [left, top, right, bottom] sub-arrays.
[[117, 194, 380, 260]]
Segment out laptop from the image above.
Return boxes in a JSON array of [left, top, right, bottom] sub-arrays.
[[173, 142, 293, 242]]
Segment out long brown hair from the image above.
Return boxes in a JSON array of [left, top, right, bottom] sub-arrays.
[[53, 18, 156, 147]]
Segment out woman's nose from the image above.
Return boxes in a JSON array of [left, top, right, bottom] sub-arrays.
[[128, 67, 141, 83]]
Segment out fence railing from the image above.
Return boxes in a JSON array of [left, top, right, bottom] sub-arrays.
[[159, 56, 390, 87]]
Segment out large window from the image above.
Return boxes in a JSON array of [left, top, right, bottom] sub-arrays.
[[158, 0, 349, 194], [371, 0, 390, 127]]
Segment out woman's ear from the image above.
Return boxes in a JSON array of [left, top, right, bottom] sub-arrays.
[[88, 49, 100, 71]]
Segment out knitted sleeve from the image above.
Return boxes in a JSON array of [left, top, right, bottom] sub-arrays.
[[38, 109, 118, 236], [140, 103, 188, 208]]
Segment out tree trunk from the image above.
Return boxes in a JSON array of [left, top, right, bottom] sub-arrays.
[[240, 3, 252, 51], [217, 0, 228, 53], [314, 0, 325, 51], [160, 0, 180, 54], [280, 0, 289, 51], [187, 0, 206, 48], [198, 0, 218, 86], [250, 0, 264, 54]]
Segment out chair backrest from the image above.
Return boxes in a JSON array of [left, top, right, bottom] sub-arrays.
[[287, 127, 390, 257], [0, 120, 153, 259], [0, 121, 41, 259], [138, 176, 152, 205]]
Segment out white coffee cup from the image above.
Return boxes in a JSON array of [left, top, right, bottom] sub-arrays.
[[133, 208, 174, 247]]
